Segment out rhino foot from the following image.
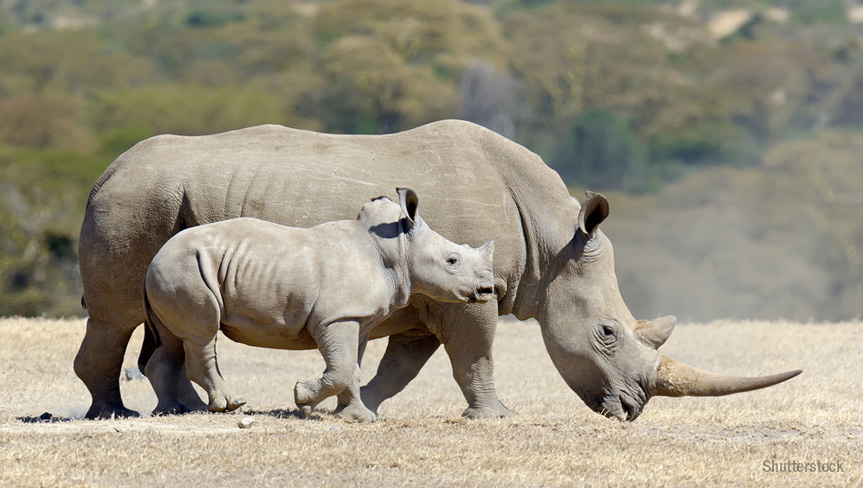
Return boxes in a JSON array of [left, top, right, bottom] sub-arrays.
[[461, 403, 518, 420], [299, 405, 313, 419], [208, 394, 247, 412], [337, 404, 376, 423], [85, 403, 140, 420], [294, 380, 321, 418], [152, 402, 194, 416]]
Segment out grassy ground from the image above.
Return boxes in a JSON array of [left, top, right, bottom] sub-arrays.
[[0, 317, 859, 487]]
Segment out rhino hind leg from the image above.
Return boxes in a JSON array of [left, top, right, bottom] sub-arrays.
[[296, 320, 376, 423], [73, 315, 141, 419], [176, 363, 207, 412], [183, 333, 246, 412], [144, 318, 207, 415]]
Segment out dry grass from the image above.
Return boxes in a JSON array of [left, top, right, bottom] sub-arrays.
[[0, 317, 860, 487]]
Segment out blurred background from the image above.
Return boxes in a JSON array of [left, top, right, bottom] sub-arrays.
[[0, 0, 861, 321]]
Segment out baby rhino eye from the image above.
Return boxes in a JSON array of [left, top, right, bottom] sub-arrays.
[[446, 254, 461, 268]]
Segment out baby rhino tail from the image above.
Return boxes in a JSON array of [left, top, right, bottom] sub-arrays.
[[138, 283, 163, 375]]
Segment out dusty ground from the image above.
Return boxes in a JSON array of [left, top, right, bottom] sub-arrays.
[[0, 317, 859, 487]]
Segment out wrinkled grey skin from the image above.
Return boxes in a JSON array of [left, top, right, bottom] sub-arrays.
[[142, 189, 494, 422], [77, 120, 799, 421]]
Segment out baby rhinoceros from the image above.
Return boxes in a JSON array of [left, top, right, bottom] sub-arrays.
[[142, 188, 495, 422]]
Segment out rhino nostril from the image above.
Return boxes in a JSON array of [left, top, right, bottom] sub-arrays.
[[620, 397, 640, 422], [478, 287, 494, 296]]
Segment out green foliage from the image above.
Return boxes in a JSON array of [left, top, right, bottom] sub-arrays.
[[553, 109, 647, 191], [0, 146, 100, 317], [787, 0, 846, 25], [89, 83, 294, 136]]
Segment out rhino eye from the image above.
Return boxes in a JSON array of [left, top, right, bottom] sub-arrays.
[[596, 322, 618, 346], [446, 254, 461, 269]]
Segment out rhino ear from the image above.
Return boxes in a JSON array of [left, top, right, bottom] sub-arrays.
[[397, 187, 419, 225], [578, 191, 609, 236], [635, 315, 676, 349]]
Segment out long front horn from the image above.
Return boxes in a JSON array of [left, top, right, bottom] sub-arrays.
[[650, 355, 802, 397]]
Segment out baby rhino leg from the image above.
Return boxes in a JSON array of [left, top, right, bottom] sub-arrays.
[[144, 312, 191, 415], [184, 333, 247, 412], [335, 332, 373, 421], [295, 321, 376, 422]]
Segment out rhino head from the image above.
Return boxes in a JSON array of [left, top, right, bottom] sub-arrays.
[[364, 188, 495, 305], [395, 187, 495, 305], [537, 192, 801, 421]]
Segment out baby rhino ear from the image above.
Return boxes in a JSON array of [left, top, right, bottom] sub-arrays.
[[397, 187, 419, 225]]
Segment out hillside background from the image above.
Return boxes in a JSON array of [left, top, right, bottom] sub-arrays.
[[1, 0, 862, 321]]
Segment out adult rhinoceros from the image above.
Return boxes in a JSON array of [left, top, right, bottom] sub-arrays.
[[76, 120, 800, 420]]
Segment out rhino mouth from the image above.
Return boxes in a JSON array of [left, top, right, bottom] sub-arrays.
[[598, 394, 644, 422], [468, 286, 495, 304], [619, 396, 643, 422]]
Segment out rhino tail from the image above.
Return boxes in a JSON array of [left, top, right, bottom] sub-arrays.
[[138, 284, 162, 375]]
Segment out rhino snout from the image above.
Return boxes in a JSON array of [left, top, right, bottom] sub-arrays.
[[594, 394, 643, 422], [470, 274, 495, 303], [471, 286, 495, 303]]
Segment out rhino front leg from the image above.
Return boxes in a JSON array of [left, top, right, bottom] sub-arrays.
[[334, 331, 369, 416], [74, 316, 141, 419], [358, 331, 442, 414], [436, 302, 517, 419], [296, 320, 376, 423]]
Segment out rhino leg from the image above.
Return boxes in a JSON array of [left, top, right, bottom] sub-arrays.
[[296, 320, 375, 423], [183, 333, 246, 413], [176, 364, 207, 412], [435, 302, 517, 419], [73, 315, 141, 419], [334, 364, 376, 423], [145, 327, 188, 415], [334, 331, 369, 416], [358, 330, 442, 414], [144, 313, 206, 415]]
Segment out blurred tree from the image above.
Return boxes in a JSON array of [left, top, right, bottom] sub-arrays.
[[459, 60, 518, 140], [89, 83, 292, 136], [313, 0, 506, 133], [554, 109, 647, 191], [316, 35, 457, 133], [787, 0, 846, 25], [0, 30, 151, 96], [504, 3, 711, 186], [0, 149, 92, 316], [0, 95, 93, 151], [708, 39, 820, 145]]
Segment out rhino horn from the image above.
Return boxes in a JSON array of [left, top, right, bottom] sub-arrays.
[[649, 355, 802, 397], [635, 315, 676, 349]]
